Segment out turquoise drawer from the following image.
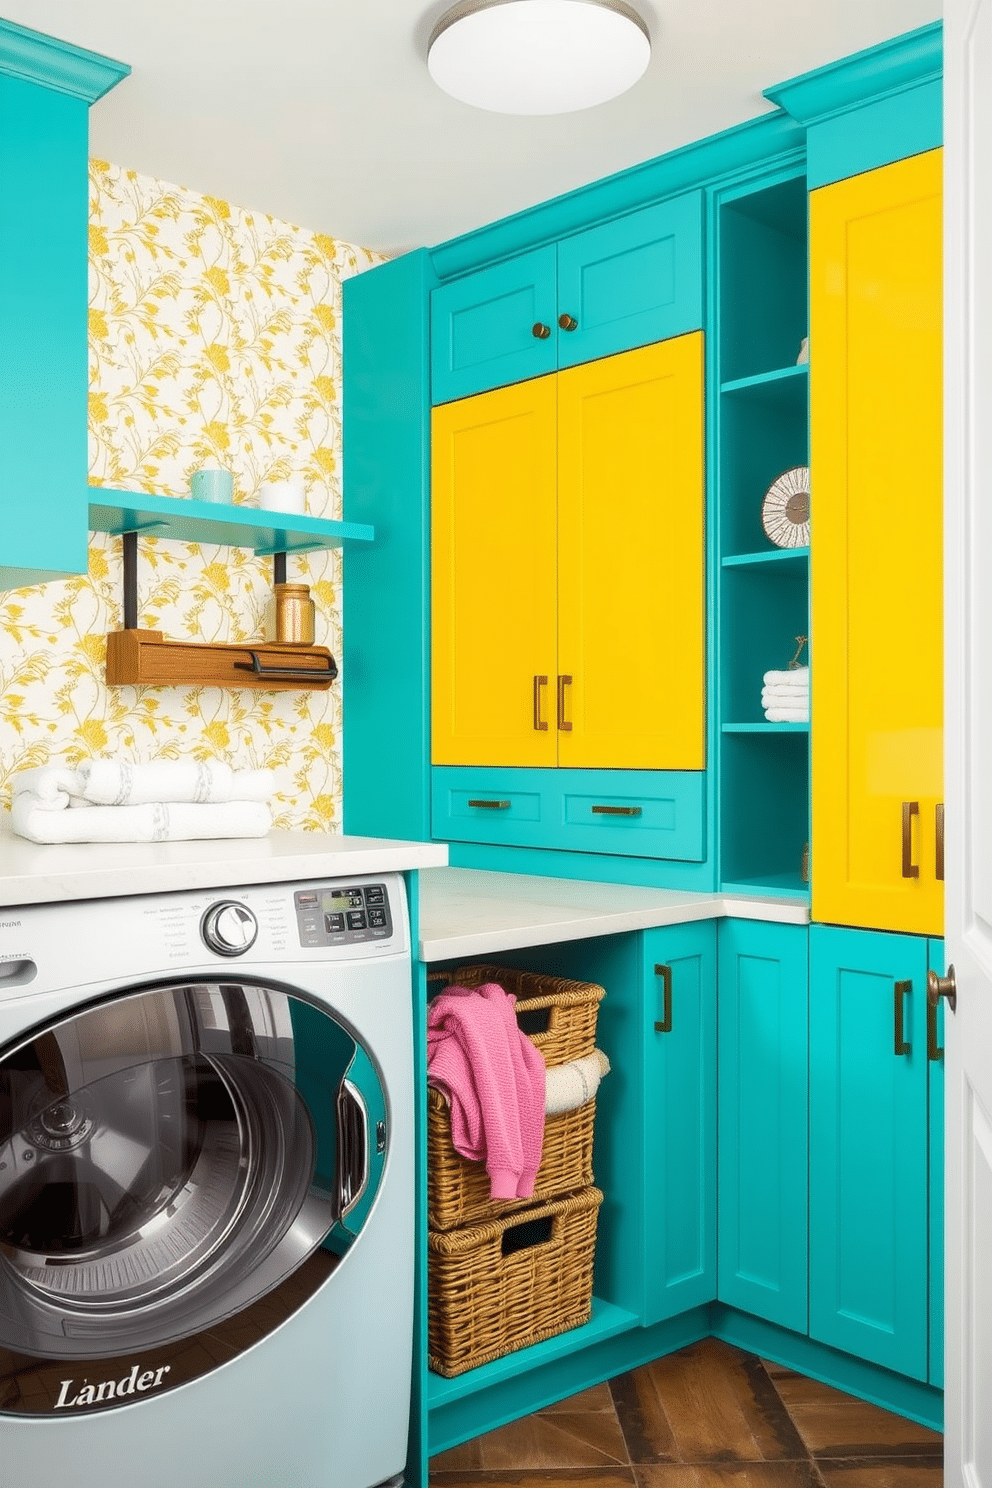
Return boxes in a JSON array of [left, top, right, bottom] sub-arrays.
[[432, 766, 705, 861]]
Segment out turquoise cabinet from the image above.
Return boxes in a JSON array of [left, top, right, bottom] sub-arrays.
[[928, 938, 944, 1389], [0, 23, 128, 589], [430, 193, 703, 403], [717, 918, 808, 1332], [641, 920, 716, 1324], [432, 766, 705, 861], [809, 925, 930, 1381]]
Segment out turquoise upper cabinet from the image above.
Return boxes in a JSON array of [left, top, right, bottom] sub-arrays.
[[555, 195, 702, 369], [809, 925, 930, 1381], [0, 20, 128, 590], [429, 246, 557, 404], [717, 919, 808, 1334], [430, 193, 703, 403], [641, 920, 717, 1325]]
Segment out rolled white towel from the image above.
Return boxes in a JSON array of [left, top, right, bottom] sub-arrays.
[[77, 759, 274, 806], [763, 666, 809, 687], [544, 1049, 611, 1116], [11, 795, 272, 845], [763, 707, 810, 723]]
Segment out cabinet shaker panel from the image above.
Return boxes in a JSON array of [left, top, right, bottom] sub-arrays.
[[810, 150, 943, 936]]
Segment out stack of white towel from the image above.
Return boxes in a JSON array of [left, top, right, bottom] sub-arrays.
[[9, 760, 274, 844], [761, 666, 809, 723]]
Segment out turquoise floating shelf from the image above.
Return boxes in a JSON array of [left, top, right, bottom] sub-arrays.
[[425, 1299, 638, 1410], [88, 489, 374, 557], [723, 721, 810, 733], [722, 546, 809, 570]]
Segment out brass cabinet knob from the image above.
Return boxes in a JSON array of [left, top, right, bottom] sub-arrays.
[[532, 322, 551, 339], [927, 965, 957, 1013], [558, 313, 578, 331]]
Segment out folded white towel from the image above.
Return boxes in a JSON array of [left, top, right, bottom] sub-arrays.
[[762, 682, 808, 698], [544, 1049, 611, 1116], [11, 760, 273, 811], [764, 707, 810, 723], [11, 795, 272, 845], [763, 666, 809, 687], [762, 691, 808, 708]]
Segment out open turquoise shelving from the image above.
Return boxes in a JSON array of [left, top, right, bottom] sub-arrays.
[[715, 168, 810, 898]]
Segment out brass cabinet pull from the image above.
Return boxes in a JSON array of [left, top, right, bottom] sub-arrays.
[[936, 802, 945, 881], [901, 801, 920, 879], [928, 964, 957, 1014], [533, 674, 548, 731], [558, 313, 578, 331], [591, 804, 643, 816], [467, 799, 511, 810], [532, 322, 551, 339], [653, 964, 673, 1033], [894, 979, 912, 1057], [557, 674, 573, 731], [927, 994, 944, 1061]]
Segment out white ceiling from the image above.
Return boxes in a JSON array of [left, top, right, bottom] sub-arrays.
[[5, 0, 941, 255]]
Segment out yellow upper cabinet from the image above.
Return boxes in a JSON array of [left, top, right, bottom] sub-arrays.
[[432, 376, 559, 768], [432, 334, 705, 771], [558, 335, 705, 770], [810, 150, 943, 936]]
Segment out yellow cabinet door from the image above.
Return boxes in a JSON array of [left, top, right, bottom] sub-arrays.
[[811, 150, 943, 936], [432, 377, 558, 767], [557, 334, 706, 770]]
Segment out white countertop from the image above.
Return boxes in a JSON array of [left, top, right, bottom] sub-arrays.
[[418, 867, 809, 962], [0, 829, 449, 906]]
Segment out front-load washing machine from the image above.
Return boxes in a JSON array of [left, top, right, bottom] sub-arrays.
[[0, 871, 414, 1488]]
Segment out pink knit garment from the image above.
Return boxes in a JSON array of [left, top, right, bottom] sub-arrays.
[[427, 982, 546, 1200]]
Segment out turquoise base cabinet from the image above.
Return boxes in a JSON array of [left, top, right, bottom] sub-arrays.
[[928, 939, 944, 1389], [642, 921, 717, 1324], [718, 919, 808, 1333], [809, 925, 931, 1381]]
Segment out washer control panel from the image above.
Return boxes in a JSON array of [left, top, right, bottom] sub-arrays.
[[294, 882, 393, 948]]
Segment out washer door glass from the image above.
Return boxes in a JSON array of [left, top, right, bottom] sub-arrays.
[[0, 979, 388, 1416]]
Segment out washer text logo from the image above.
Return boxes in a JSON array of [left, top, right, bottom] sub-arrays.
[[55, 1363, 171, 1408]]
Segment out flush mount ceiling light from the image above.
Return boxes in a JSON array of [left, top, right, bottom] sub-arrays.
[[427, 0, 651, 115]]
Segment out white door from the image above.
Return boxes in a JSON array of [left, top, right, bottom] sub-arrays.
[[944, 2, 992, 1483]]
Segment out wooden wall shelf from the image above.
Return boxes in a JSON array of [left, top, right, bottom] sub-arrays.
[[90, 489, 367, 692], [106, 630, 338, 691]]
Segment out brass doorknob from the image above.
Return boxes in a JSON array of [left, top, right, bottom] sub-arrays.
[[558, 313, 578, 331], [532, 322, 551, 339], [927, 965, 957, 1013]]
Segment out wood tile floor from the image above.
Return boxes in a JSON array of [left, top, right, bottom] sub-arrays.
[[430, 1338, 943, 1488]]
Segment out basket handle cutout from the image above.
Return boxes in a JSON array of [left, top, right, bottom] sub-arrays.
[[516, 1005, 552, 1036], [500, 1213, 555, 1257]]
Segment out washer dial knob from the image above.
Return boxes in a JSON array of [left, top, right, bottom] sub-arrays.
[[201, 901, 258, 957]]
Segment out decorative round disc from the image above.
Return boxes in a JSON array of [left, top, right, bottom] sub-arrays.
[[761, 466, 811, 548]]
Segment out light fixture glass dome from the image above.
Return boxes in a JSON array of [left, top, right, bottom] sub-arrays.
[[427, 0, 651, 116]]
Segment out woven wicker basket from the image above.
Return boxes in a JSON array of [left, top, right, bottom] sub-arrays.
[[427, 1186, 603, 1377], [427, 1086, 596, 1231], [432, 964, 605, 1066]]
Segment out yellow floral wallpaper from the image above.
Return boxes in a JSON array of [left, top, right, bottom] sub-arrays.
[[0, 159, 381, 830]]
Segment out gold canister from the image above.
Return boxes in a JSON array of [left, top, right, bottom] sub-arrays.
[[274, 583, 315, 646]]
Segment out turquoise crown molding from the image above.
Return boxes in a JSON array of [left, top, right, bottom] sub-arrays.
[[765, 20, 941, 124], [430, 111, 804, 281], [0, 17, 129, 103]]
